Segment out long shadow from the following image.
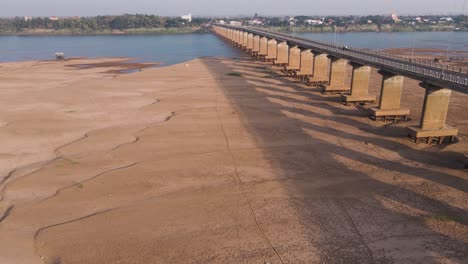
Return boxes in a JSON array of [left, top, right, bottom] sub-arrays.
[[201, 56, 467, 263], [229, 62, 466, 170]]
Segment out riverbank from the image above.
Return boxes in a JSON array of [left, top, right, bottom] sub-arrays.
[[272, 24, 466, 33], [0, 26, 209, 36], [0, 56, 467, 264]]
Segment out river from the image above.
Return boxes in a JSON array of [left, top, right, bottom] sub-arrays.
[[0, 31, 467, 64]]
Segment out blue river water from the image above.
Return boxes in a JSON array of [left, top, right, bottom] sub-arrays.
[[295, 31, 468, 52], [0, 33, 240, 65], [0, 32, 467, 64]]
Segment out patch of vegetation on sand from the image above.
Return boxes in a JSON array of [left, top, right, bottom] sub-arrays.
[[226, 72, 243, 77]]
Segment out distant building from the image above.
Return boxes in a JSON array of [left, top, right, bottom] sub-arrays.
[[439, 17, 453, 23], [305, 19, 324, 25], [247, 19, 263, 26], [219, 20, 226, 24], [230, 21, 242, 26], [181, 13, 192, 22], [289, 17, 296, 26], [24, 16, 32, 21], [391, 13, 401, 22], [49, 16, 59, 21]]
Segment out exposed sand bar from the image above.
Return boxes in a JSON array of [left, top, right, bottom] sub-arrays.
[[0, 56, 467, 263]]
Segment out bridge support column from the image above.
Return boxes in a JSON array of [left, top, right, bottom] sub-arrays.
[[236, 30, 242, 46], [407, 84, 458, 144], [231, 30, 236, 43], [370, 73, 410, 122], [247, 33, 254, 54], [274, 42, 289, 67], [296, 50, 314, 82], [285, 46, 301, 74], [321, 58, 349, 94], [239, 31, 244, 47], [252, 35, 260, 57], [342, 64, 376, 105], [242, 32, 248, 50], [308, 53, 330, 87], [265, 39, 278, 63], [258, 37, 268, 60]]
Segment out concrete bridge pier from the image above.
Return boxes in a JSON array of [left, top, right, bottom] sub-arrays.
[[274, 42, 289, 67], [231, 30, 237, 44], [252, 35, 261, 57], [228, 29, 234, 43], [237, 30, 243, 47], [370, 73, 410, 122], [342, 64, 376, 105], [265, 39, 278, 63], [308, 53, 330, 87], [285, 46, 301, 75], [258, 37, 268, 61], [407, 84, 458, 144], [246, 33, 254, 54], [321, 57, 349, 94], [242, 32, 248, 50], [296, 49, 314, 82]]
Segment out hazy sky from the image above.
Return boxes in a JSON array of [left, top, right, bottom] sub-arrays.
[[1, 0, 467, 17]]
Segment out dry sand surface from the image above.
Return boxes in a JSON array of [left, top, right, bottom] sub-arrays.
[[0, 55, 467, 264]]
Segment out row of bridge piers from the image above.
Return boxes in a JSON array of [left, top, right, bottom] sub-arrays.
[[213, 26, 460, 144]]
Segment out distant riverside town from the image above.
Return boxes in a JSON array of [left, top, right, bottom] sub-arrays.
[[0, 13, 466, 34]]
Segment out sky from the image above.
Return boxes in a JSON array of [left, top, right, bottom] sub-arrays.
[[1, 0, 467, 17]]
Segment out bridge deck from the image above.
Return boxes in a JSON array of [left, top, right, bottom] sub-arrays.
[[217, 24, 468, 93]]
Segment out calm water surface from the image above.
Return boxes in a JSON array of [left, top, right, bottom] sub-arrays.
[[0, 33, 240, 65], [0, 32, 467, 64], [295, 31, 468, 52]]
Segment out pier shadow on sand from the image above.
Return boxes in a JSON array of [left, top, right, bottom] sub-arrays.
[[200, 53, 468, 263]]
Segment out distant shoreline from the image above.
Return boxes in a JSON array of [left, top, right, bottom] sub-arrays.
[[0, 27, 208, 36], [270, 25, 467, 33], [1, 25, 466, 36]]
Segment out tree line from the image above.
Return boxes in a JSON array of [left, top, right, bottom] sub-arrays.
[[0, 14, 211, 32]]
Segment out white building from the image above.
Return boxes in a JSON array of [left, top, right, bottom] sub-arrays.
[[439, 17, 453, 23], [24, 16, 32, 21], [391, 13, 401, 22], [248, 19, 263, 26], [230, 21, 242, 26], [181, 13, 192, 22], [305, 19, 324, 25]]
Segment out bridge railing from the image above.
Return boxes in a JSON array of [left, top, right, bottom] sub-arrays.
[[252, 27, 464, 75]]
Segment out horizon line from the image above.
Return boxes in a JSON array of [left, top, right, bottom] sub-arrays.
[[1, 12, 467, 19]]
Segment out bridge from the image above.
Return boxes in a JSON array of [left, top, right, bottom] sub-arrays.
[[212, 24, 468, 144]]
